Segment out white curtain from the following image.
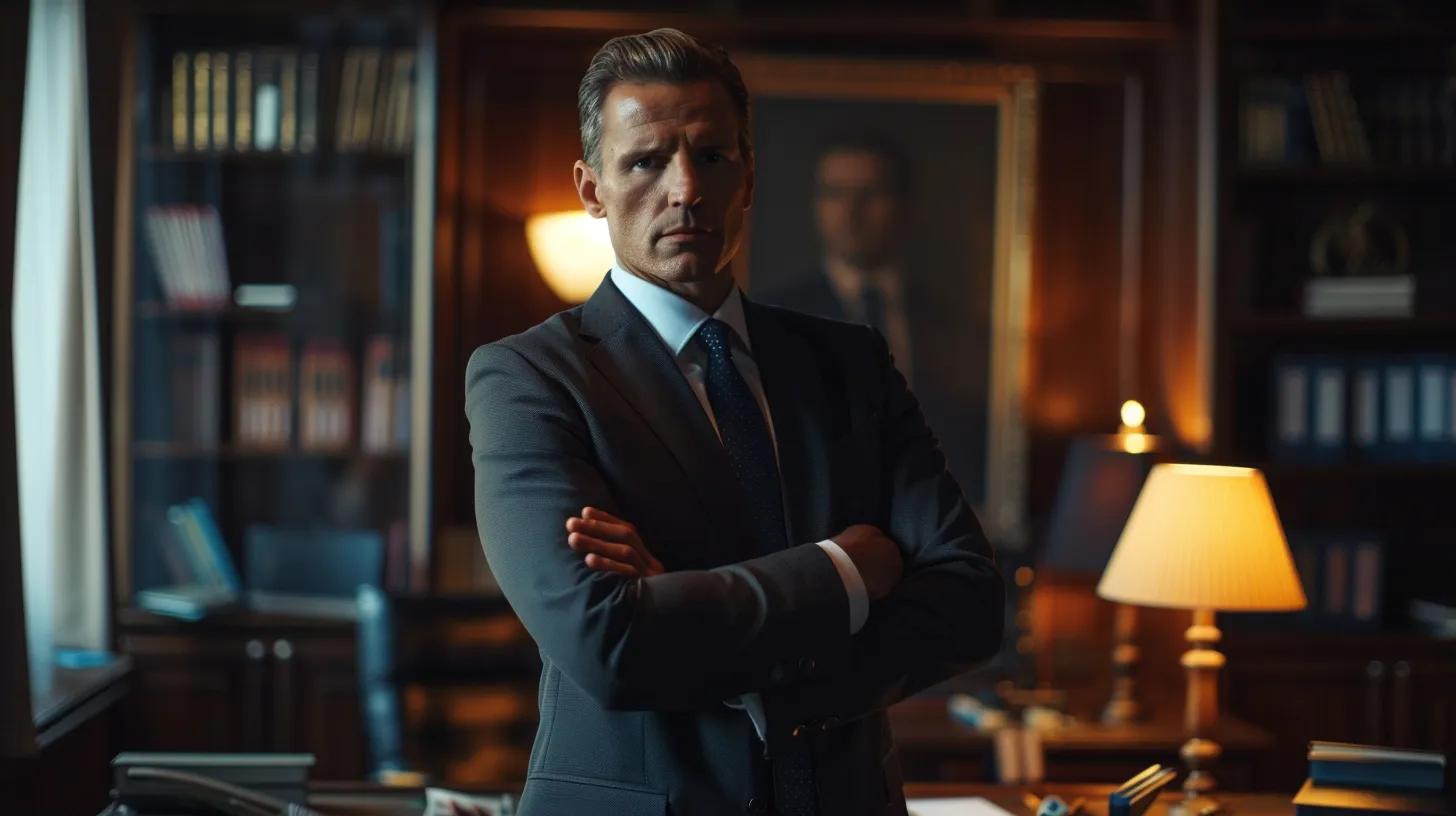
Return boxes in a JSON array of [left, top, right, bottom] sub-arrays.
[[12, 0, 107, 701]]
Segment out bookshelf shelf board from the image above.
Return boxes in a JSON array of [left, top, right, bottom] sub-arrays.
[[1230, 315, 1456, 338], [1227, 22, 1456, 42], [1234, 165, 1456, 189], [135, 303, 295, 322], [133, 442, 408, 462]]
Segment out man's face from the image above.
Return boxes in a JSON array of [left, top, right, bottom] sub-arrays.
[[814, 149, 902, 270], [575, 80, 753, 290]]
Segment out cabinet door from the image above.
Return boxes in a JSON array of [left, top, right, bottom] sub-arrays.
[[269, 634, 365, 780], [1394, 658, 1456, 749], [120, 632, 269, 752], [1224, 653, 1380, 788]]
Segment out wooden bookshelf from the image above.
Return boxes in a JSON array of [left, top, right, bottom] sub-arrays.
[[1213, 0, 1456, 790]]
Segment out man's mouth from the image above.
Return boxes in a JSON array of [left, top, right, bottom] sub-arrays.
[[661, 226, 714, 239]]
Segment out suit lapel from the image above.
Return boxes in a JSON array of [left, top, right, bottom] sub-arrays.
[[745, 299, 835, 546], [581, 277, 754, 559]]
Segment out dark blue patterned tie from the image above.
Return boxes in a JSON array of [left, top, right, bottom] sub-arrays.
[[696, 318, 816, 816], [694, 318, 789, 556]]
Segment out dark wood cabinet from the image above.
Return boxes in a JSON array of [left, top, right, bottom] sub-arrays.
[[117, 609, 366, 781], [1223, 632, 1456, 791]]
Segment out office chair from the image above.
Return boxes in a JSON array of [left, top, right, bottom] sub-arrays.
[[356, 586, 541, 786]]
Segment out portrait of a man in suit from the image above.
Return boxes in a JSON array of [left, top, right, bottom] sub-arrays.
[[757, 132, 996, 509], [465, 27, 1003, 816]]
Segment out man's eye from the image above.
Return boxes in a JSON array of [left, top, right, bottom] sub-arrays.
[[631, 157, 656, 170], [700, 151, 723, 164]]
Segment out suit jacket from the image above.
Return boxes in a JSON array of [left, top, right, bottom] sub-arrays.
[[760, 271, 991, 508], [465, 275, 1003, 816]]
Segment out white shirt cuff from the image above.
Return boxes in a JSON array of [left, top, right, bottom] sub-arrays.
[[726, 693, 769, 742], [816, 539, 869, 634]]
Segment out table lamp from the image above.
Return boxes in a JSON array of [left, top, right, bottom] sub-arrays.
[[1040, 401, 1160, 724], [1097, 464, 1306, 816]]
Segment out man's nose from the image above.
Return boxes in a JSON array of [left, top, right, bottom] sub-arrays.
[[667, 153, 702, 209]]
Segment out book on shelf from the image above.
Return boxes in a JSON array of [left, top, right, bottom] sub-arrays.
[[1308, 741, 1446, 793], [135, 584, 238, 622], [143, 204, 231, 310], [233, 333, 292, 449], [360, 335, 410, 452], [1303, 275, 1414, 319], [335, 46, 416, 153], [1409, 597, 1456, 638], [142, 497, 242, 621], [164, 47, 320, 154], [170, 332, 221, 446], [299, 339, 355, 451]]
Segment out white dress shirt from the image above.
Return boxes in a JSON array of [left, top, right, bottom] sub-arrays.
[[609, 265, 869, 740]]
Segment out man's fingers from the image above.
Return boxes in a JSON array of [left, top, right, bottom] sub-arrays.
[[584, 553, 639, 576], [568, 515, 637, 543], [582, 506, 625, 524], [567, 532, 636, 562]]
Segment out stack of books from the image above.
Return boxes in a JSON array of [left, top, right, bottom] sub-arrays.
[[1294, 741, 1449, 816]]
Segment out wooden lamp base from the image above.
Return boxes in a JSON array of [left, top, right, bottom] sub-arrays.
[[1170, 608, 1225, 816]]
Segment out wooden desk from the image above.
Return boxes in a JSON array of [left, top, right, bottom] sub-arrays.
[[890, 698, 1276, 788], [904, 784, 1294, 816], [303, 782, 1296, 816]]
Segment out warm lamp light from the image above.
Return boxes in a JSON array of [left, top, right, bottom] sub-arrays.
[[1040, 404, 1161, 725], [1098, 463, 1306, 816], [526, 211, 614, 303]]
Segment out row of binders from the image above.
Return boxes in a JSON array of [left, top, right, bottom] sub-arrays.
[[166, 333, 409, 452], [1294, 741, 1447, 816], [1272, 353, 1456, 463], [164, 46, 415, 155]]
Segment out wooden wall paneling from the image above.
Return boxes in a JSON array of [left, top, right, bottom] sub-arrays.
[[1023, 79, 1127, 523]]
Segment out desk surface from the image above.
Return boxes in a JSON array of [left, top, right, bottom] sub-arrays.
[[307, 782, 1295, 816], [889, 698, 1275, 751]]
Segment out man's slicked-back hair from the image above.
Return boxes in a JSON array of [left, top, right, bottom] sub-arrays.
[[578, 28, 752, 171]]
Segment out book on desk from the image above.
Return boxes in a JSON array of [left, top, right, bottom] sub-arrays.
[[1295, 741, 1449, 816]]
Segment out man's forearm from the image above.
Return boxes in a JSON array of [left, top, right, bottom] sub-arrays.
[[761, 553, 1004, 731]]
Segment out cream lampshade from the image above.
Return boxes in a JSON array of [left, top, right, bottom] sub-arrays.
[[1097, 464, 1306, 816]]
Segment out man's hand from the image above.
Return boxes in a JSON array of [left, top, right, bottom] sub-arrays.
[[832, 524, 903, 601], [566, 506, 665, 578]]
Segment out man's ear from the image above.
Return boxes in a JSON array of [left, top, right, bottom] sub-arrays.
[[574, 160, 606, 218]]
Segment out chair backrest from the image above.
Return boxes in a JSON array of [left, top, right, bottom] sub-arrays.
[[356, 587, 540, 785]]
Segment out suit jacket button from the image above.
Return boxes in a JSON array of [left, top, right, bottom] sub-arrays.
[[747, 796, 768, 814], [818, 716, 842, 732], [769, 664, 786, 683], [790, 724, 807, 737], [798, 656, 816, 675]]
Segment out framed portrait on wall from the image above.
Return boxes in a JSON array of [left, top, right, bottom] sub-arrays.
[[735, 56, 1037, 546]]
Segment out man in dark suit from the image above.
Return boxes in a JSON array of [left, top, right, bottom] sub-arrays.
[[466, 28, 1003, 816], [761, 136, 989, 509]]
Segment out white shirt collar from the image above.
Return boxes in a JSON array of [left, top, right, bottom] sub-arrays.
[[610, 264, 753, 358]]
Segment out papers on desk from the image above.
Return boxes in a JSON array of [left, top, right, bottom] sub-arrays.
[[423, 787, 516, 816], [909, 796, 1019, 816]]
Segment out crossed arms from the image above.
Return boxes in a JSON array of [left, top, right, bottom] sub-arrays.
[[465, 329, 1003, 724]]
